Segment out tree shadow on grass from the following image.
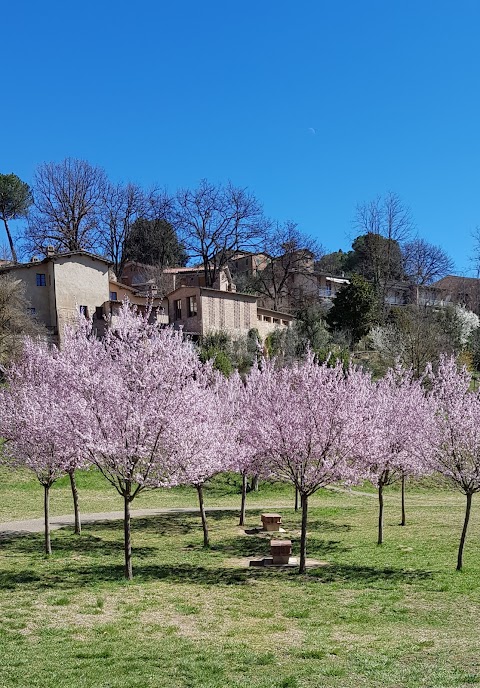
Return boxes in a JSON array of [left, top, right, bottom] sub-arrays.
[[74, 510, 242, 536], [212, 534, 348, 559], [0, 559, 434, 592], [308, 563, 433, 585], [0, 531, 158, 558], [0, 510, 433, 592], [305, 518, 352, 533]]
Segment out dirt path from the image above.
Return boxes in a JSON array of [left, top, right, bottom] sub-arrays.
[[0, 487, 383, 537], [0, 505, 294, 537]]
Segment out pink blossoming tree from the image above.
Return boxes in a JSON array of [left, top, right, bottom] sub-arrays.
[[165, 370, 235, 547], [61, 303, 201, 579], [429, 355, 480, 570], [0, 339, 85, 553], [222, 371, 269, 527], [368, 365, 434, 544], [245, 356, 374, 573]]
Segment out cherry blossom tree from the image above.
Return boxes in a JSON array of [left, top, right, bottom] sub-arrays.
[[166, 370, 235, 547], [428, 356, 480, 570], [222, 371, 269, 527], [245, 356, 374, 573], [368, 366, 434, 544], [61, 302, 201, 579], [0, 339, 85, 553]]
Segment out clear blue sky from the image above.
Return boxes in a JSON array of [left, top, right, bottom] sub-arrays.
[[2, 0, 480, 273]]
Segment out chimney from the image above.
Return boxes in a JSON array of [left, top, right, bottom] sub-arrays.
[[46, 246, 55, 257]]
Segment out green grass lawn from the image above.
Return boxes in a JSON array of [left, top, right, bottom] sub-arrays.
[[1, 469, 480, 687]]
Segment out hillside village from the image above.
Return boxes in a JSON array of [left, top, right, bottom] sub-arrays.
[[2, 165, 480, 377], [0, 243, 478, 352]]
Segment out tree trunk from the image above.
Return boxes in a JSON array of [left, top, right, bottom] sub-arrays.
[[378, 483, 384, 545], [457, 492, 473, 571], [251, 475, 259, 492], [124, 486, 133, 580], [239, 473, 247, 526], [44, 484, 52, 555], [294, 486, 299, 512], [196, 484, 210, 547], [68, 470, 81, 535], [2, 218, 17, 263], [299, 492, 308, 574], [400, 473, 406, 526]]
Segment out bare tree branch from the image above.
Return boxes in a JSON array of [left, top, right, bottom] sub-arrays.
[[25, 158, 108, 256], [99, 182, 155, 276], [236, 221, 323, 311], [403, 237, 453, 285], [171, 179, 266, 287]]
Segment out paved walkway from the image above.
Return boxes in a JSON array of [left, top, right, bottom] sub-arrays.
[[0, 505, 293, 537], [0, 487, 378, 538]]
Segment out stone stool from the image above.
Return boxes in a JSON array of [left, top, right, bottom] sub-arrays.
[[261, 513, 282, 532], [270, 539, 292, 565]]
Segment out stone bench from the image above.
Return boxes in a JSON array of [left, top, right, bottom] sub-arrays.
[[270, 539, 292, 565], [261, 513, 282, 532]]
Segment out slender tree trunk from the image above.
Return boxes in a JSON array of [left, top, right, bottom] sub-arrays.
[[299, 492, 308, 574], [251, 475, 259, 492], [239, 473, 247, 526], [378, 483, 384, 545], [124, 484, 133, 580], [400, 473, 406, 526], [294, 486, 299, 512], [68, 470, 81, 535], [2, 218, 17, 263], [44, 484, 51, 555], [196, 484, 209, 548], [457, 492, 473, 571]]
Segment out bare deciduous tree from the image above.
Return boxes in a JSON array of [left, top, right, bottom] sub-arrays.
[[403, 238, 453, 285], [354, 191, 413, 318], [239, 221, 323, 311], [25, 158, 107, 256], [99, 182, 154, 276], [470, 227, 480, 279], [172, 179, 265, 288]]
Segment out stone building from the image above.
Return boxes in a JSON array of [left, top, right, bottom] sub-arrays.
[[0, 250, 111, 345], [0, 251, 294, 347], [166, 285, 293, 339]]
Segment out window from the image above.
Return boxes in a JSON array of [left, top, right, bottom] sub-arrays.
[[79, 305, 89, 318], [110, 291, 118, 301], [174, 299, 182, 320], [26, 307, 36, 316], [36, 273, 46, 287], [187, 296, 197, 317]]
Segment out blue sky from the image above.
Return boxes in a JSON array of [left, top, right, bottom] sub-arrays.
[[2, 0, 480, 273]]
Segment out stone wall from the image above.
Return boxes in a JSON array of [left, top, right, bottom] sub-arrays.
[[53, 255, 110, 342]]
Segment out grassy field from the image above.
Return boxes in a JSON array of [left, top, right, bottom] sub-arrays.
[[1, 469, 480, 687]]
